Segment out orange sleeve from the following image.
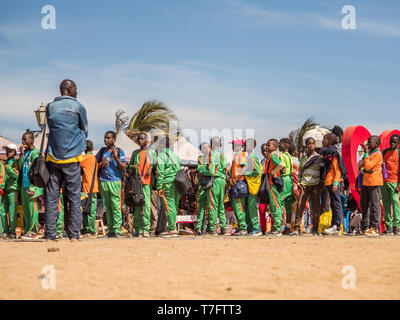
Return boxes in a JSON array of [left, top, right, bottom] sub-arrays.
[[364, 153, 381, 172], [332, 157, 341, 183]]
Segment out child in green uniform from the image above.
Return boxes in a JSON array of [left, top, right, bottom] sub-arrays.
[[156, 137, 181, 237], [96, 131, 127, 238], [18, 132, 43, 238], [1, 144, 20, 238], [279, 138, 295, 235], [204, 137, 228, 235], [244, 138, 262, 236], [195, 142, 211, 235], [128, 133, 157, 238], [265, 139, 285, 236]]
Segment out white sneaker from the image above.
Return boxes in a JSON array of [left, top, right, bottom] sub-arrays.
[[322, 225, 341, 236]]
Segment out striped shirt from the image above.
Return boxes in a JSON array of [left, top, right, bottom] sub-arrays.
[[298, 153, 323, 186]]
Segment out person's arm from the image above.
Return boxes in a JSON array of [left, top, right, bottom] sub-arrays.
[[245, 155, 260, 177], [127, 151, 138, 173], [197, 156, 208, 176], [156, 153, 165, 193], [113, 148, 127, 171], [363, 152, 381, 173], [78, 103, 89, 138], [270, 154, 285, 177], [5, 160, 19, 182], [331, 157, 341, 191]]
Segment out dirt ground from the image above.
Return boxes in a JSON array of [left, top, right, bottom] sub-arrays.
[[0, 235, 399, 300]]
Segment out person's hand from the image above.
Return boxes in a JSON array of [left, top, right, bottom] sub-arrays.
[[364, 144, 370, 154], [19, 146, 25, 156], [158, 190, 164, 197], [395, 185, 400, 193], [332, 185, 338, 192], [112, 148, 119, 159]]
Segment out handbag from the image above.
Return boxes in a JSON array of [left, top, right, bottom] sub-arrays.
[[202, 153, 223, 191], [29, 121, 49, 188], [125, 151, 148, 207], [259, 173, 270, 204], [265, 154, 284, 194], [245, 159, 263, 195], [81, 161, 97, 215], [229, 179, 249, 199]]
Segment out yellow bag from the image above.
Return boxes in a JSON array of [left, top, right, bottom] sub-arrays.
[[318, 211, 344, 235], [245, 161, 263, 196]]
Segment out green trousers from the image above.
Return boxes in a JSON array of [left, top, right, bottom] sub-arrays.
[[206, 178, 227, 232], [21, 186, 39, 234], [56, 193, 64, 236], [245, 193, 260, 232], [100, 181, 122, 235], [160, 182, 180, 232], [134, 184, 152, 233], [81, 193, 98, 234], [281, 175, 294, 218], [195, 187, 207, 231], [269, 184, 283, 231], [232, 197, 247, 231], [0, 192, 18, 235], [381, 182, 400, 229]]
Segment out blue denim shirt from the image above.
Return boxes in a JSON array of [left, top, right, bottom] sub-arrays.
[[46, 96, 88, 160]]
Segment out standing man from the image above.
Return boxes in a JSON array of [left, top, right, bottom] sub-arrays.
[[44, 79, 88, 242], [157, 136, 181, 238], [204, 137, 228, 235], [128, 132, 157, 238], [81, 140, 99, 238], [230, 138, 248, 236], [19, 132, 43, 239], [195, 142, 210, 235], [1, 144, 19, 238], [381, 134, 400, 235]]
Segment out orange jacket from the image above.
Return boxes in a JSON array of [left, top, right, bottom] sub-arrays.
[[324, 157, 342, 186], [361, 151, 383, 186]]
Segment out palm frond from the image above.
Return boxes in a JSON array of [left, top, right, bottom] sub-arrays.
[[115, 109, 130, 133], [288, 117, 319, 154]]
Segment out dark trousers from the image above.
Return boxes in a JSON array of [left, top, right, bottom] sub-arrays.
[[294, 184, 322, 232], [360, 186, 381, 230], [327, 185, 343, 228], [321, 186, 331, 213], [45, 161, 82, 240]]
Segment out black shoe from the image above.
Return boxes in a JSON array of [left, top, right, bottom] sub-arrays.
[[393, 227, 399, 235], [220, 229, 227, 235], [282, 227, 291, 235], [382, 227, 393, 235], [195, 230, 203, 236], [114, 233, 122, 238], [106, 232, 115, 238]]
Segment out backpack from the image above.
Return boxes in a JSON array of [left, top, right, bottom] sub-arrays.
[[245, 159, 263, 196], [125, 152, 147, 207], [29, 128, 49, 188], [175, 169, 192, 195], [258, 173, 270, 204]]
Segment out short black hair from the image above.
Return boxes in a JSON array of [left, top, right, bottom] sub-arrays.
[[86, 139, 94, 152], [332, 125, 344, 137], [289, 144, 297, 156], [305, 137, 316, 145], [267, 139, 278, 147], [105, 130, 116, 139], [23, 131, 34, 140], [279, 138, 292, 146], [261, 143, 267, 150], [199, 142, 210, 149]]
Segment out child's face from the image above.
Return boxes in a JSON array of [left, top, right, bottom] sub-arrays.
[[244, 140, 255, 153], [266, 141, 277, 153], [306, 139, 316, 153], [6, 148, 16, 159], [232, 144, 242, 152], [367, 138, 378, 151], [104, 133, 115, 147], [390, 136, 399, 149], [137, 134, 148, 148], [322, 136, 331, 148], [261, 146, 268, 158], [22, 134, 33, 148]]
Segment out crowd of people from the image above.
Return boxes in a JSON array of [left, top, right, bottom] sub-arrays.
[[0, 79, 399, 242]]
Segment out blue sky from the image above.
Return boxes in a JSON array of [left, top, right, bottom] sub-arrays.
[[0, 0, 399, 152]]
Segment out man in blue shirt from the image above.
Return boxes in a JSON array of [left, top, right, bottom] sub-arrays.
[[96, 131, 127, 238], [44, 79, 88, 242]]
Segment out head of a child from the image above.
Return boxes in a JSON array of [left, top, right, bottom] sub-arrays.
[[104, 131, 116, 148], [261, 143, 268, 158], [137, 132, 149, 149], [322, 133, 337, 148], [210, 136, 221, 151], [278, 138, 291, 153], [305, 137, 316, 154], [367, 135, 381, 151], [5, 146, 17, 160], [289, 144, 298, 158], [389, 134, 400, 150], [200, 142, 210, 157], [231, 139, 243, 152], [60, 79, 77, 98], [244, 138, 256, 153], [266, 139, 278, 154], [332, 125, 344, 144], [85, 140, 94, 154], [22, 132, 34, 149]]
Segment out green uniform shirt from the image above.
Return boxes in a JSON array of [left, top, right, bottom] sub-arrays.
[[204, 150, 226, 180], [197, 154, 209, 185], [18, 147, 43, 197], [156, 148, 181, 190], [4, 158, 19, 192], [245, 153, 261, 177], [129, 148, 157, 186], [279, 151, 293, 177]]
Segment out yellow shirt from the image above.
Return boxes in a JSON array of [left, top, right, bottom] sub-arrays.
[[46, 153, 83, 164]]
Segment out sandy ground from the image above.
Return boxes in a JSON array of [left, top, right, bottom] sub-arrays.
[[0, 234, 399, 300]]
